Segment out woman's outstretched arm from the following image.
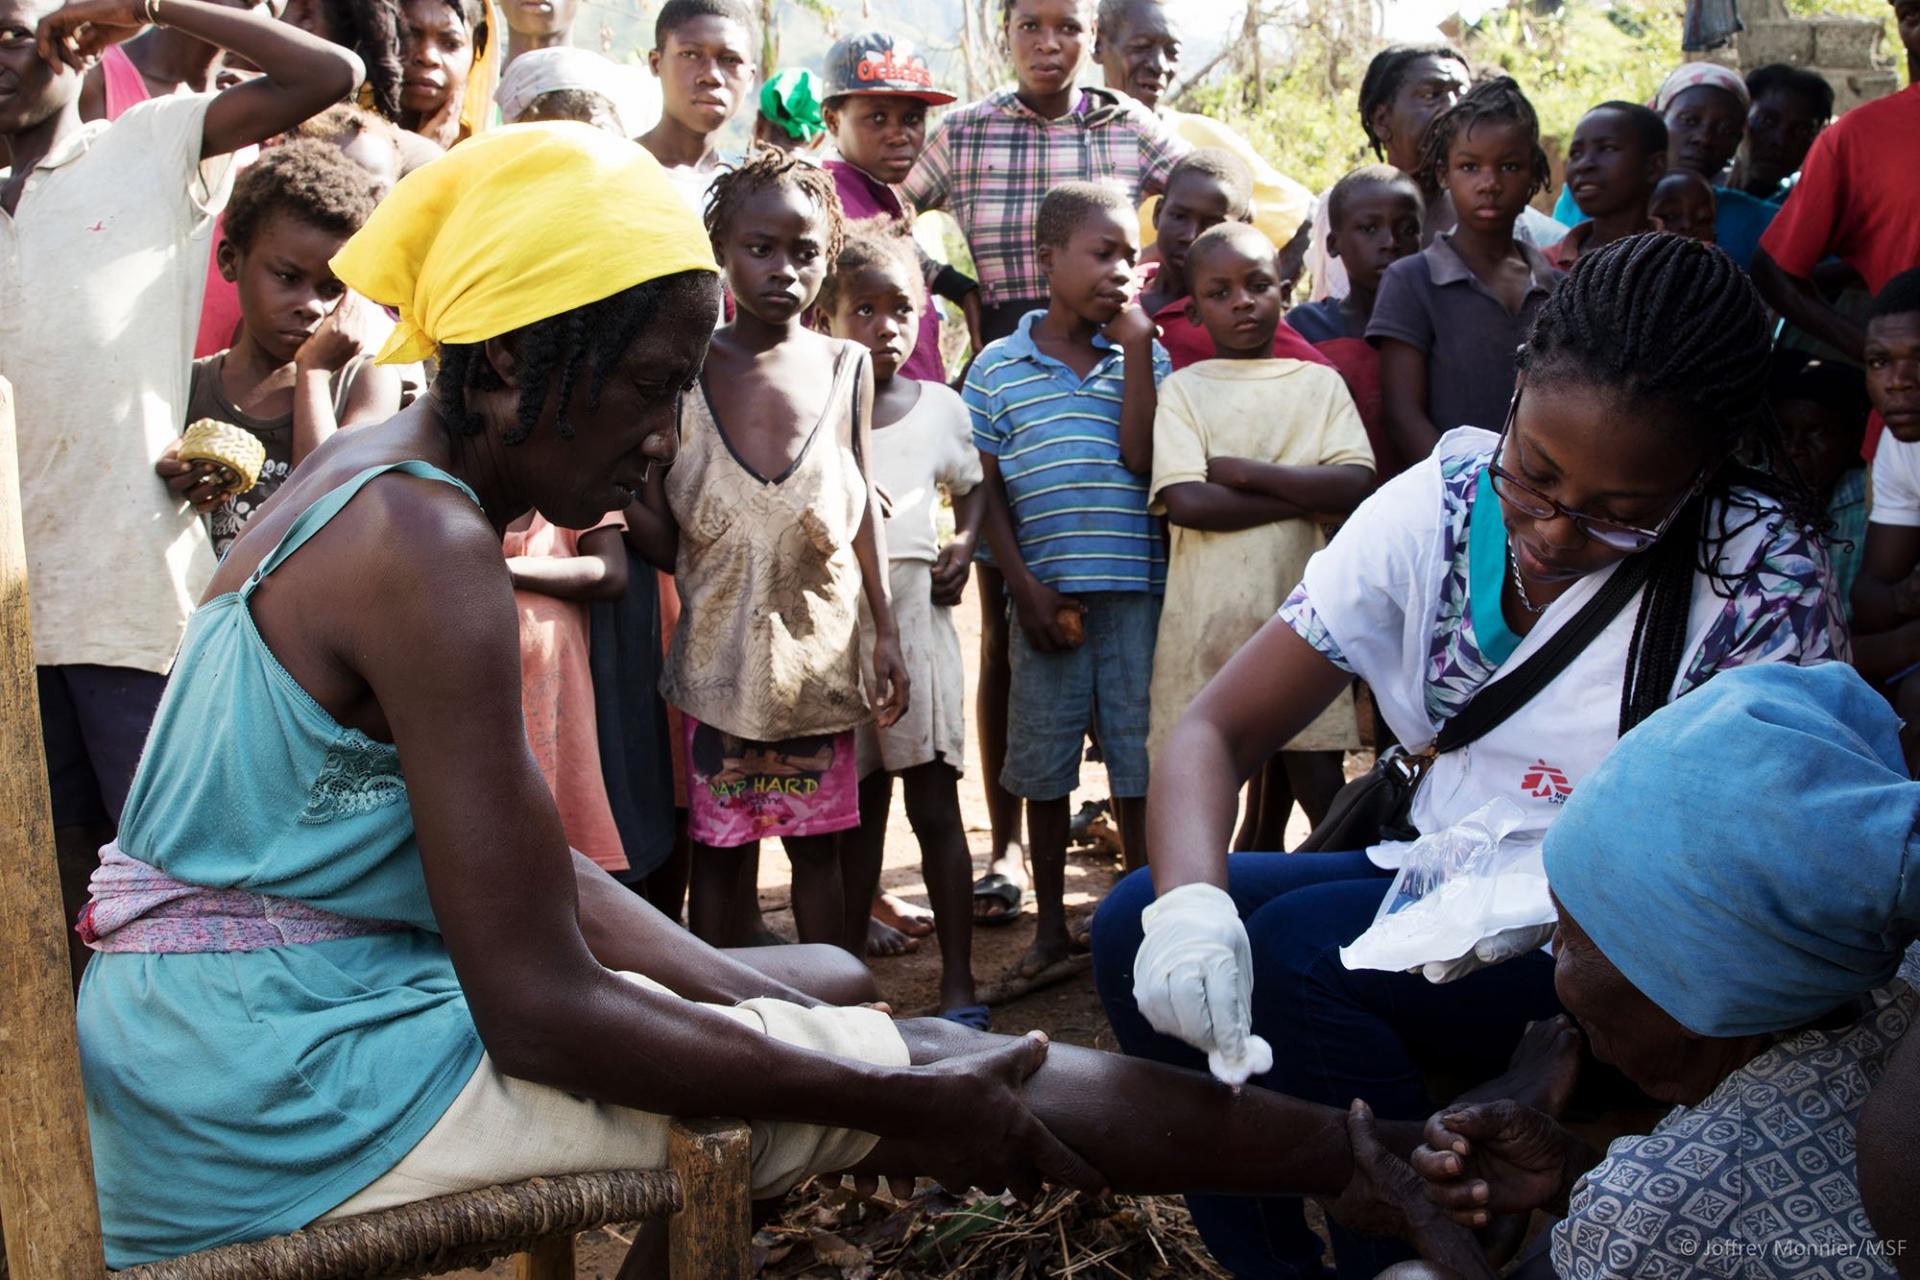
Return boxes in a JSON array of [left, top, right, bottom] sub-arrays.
[[1147, 617, 1351, 892]]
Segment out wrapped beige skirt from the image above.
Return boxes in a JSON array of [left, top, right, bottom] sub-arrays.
[[855, 559, 966, 778], [318, 973, 910, 1220]]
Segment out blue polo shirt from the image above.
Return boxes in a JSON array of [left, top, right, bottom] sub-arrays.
[[964, 310, 1170, 593]]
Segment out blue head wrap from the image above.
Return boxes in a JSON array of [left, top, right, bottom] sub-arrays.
[[1543, 662, 1920, 1037]]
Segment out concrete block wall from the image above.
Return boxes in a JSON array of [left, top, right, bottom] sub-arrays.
[[1733, 0, 1900, 114]]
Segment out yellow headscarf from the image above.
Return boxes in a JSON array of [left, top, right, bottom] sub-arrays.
[[456, 0, 501, 141], [331, 122, 719, 365]]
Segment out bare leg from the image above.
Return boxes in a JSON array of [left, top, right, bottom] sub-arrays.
[[633, 809, 691, 925], [899, 761, 977, 1012], [841, 772, 894, 956], [1018, 796, 1072, 977], [722, 940, 880, 1006], [1112, 794, 1147, 874], [854, 1017, 1409, 1197], [975, 564, 1027, 908], [1250, 756, 1296, 852], [688, 838, 755, 947], [783, 832, 847, 949], [727, 845, 785, 946], [1283, 750, 1347, 833], [1231, 765, 1268, 852]]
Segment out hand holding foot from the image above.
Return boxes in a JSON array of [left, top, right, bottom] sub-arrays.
[[1410, 1099, 1594, 1227]]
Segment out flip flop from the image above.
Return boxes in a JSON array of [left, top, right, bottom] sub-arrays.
[[970, 872, 1025, 926], [937, 1004, 992, 1031]]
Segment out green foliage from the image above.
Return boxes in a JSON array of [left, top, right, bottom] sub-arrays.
[[1179, 0, 1687, 198]]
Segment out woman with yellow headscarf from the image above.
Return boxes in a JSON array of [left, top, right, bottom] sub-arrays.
[[74, 122, 1437, 1275]]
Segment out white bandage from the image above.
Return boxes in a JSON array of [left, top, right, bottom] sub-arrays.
[[1132, 882, 1274, 1085]]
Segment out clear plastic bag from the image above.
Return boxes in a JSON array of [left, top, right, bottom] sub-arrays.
[[1339, 798, 1554, 978]]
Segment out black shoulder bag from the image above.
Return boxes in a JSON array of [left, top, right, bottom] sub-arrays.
[[1296, 551, 1655, 852]]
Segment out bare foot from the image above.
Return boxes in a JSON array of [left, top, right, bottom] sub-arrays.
[[1452, 1014, 1583, 1118], [1013, 930, 1087, 980], [866, 917, 920, 958], [872, 891, 935, 938]]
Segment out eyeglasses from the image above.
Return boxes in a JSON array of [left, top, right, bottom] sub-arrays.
[[1486, 388, 1708, 553]]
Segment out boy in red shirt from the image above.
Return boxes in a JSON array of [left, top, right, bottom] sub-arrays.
[[1285, 164, 1424, 483], [1135, 149, 1330, 372], [1753, 3, 1920, 364]]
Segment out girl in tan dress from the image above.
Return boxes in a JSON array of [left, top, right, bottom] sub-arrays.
[[631, 149, 908, 956]]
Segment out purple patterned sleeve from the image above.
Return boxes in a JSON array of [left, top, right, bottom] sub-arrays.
[[1279, 583, 1355, 673], [1681, 511, 1850, 692]]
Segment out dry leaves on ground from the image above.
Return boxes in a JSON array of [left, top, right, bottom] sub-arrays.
[[753, 1179, 1233, 1279]]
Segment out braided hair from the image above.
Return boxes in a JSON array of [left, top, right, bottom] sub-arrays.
[[431, 274, 708, 445], [1520, 232, 1826, 732], [1416, 75, 1552, 199], [703, 145, 846, 266], [815, 216, 926, 320], [1357, 44, 1469, 159]]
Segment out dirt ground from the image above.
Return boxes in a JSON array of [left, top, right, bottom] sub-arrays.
[[444, 588, 1319, 1278]]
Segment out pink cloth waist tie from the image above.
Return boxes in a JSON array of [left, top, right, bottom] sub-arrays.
[[77, 840, 406, 954]]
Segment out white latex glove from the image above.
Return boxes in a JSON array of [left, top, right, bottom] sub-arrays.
[[1133, 882, 1274, 1085], [1418, 922, 1556, 984]]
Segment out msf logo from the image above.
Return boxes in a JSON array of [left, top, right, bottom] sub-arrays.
[[1521, 760, 1572, 804]]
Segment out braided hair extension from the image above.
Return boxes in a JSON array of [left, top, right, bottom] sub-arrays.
[[1520, 232, 1829, 732], [1357, 44, 1469, 159], [702, 145, 847, 267], [321, 0, 405, 120], [430, 278, 676, 445], [1415, 75, 1552, 200]]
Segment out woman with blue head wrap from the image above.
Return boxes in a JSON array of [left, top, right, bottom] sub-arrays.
[[1331, 661, 1920, 1278]]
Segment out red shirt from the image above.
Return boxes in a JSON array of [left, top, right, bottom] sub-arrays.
[[1314, 336, 1397, 482], [1760, 84, 1920, 294], [1139, 265, 1333, 372]]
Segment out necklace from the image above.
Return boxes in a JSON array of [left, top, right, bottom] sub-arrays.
[[1508, 543, 1547, 615]]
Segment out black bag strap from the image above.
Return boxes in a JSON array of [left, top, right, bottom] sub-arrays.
[[1432, 552, 1653, 754]]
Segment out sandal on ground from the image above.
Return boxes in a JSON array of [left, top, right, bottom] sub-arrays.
[[970, 872, 1025, 926], [936, 1004, 992, 1031]]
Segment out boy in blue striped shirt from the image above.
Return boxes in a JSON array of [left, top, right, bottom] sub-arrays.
[[965, 180, 1170, 980]]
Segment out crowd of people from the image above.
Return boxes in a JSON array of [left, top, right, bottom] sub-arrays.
[[5, 0, 1920, 1273]]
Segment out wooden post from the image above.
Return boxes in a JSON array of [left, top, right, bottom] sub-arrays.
[[511, 1235, 575, 1280], [666, 1119, 750, 1280], [0, 377, 108, 1277]]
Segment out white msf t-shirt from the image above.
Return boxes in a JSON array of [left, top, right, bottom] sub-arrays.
[[1284, 427, 1844, 868]]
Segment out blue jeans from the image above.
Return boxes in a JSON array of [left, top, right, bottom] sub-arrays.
[[1002, 591, 1159, 800], [1090, 853, 1562, 1280]]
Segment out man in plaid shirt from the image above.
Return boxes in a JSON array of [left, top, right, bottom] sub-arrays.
[[902, 0, 1188, 345]]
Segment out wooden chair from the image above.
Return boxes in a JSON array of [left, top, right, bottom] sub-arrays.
[[0, 379, 753, 1280]]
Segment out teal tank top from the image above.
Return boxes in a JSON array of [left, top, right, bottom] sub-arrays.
[[78, 462, 490, 1267]]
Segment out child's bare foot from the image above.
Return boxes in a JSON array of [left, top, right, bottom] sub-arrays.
[[872, 891, 935, 938], [866, 917, 921, 958], [1452, 1015, 1583, 1118], [1012, 930, 1087, 981]]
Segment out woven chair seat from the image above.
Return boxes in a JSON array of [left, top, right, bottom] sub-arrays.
[[111, 1168, 683, 1280]]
